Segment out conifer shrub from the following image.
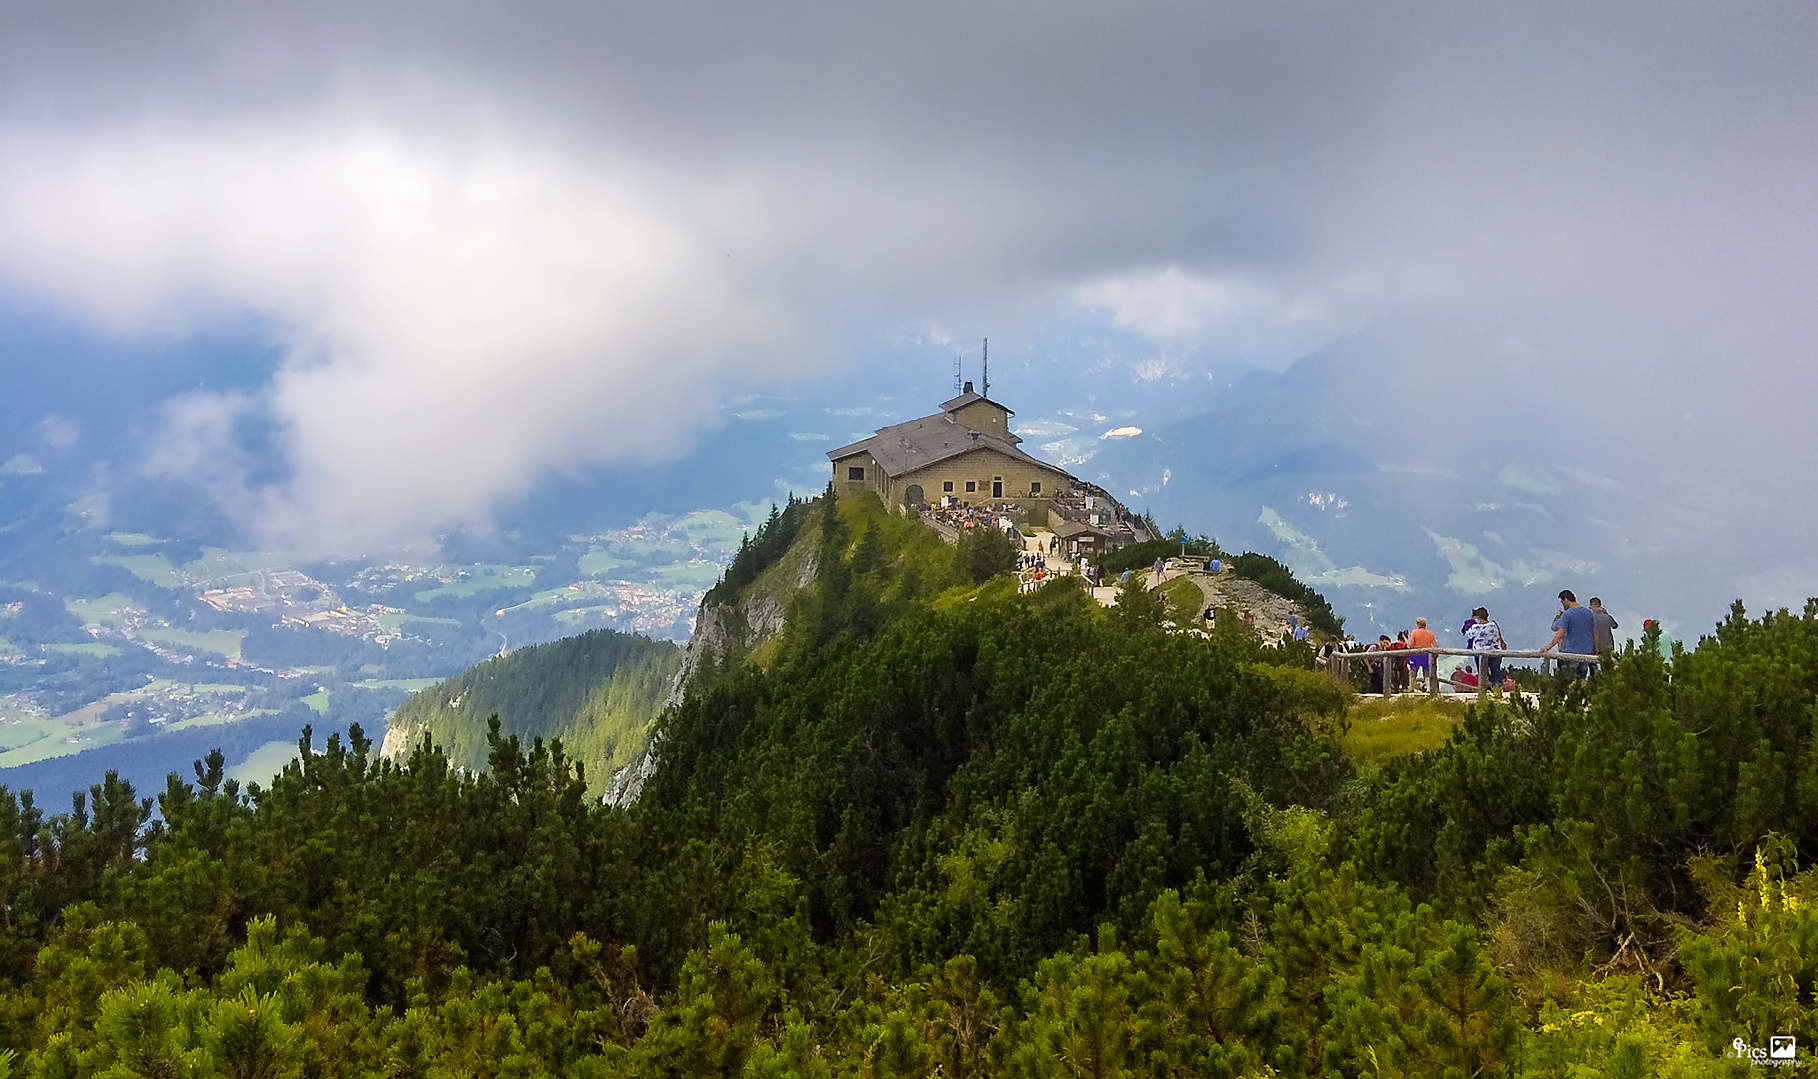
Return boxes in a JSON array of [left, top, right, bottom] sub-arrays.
[[952, 524, 1019, 585], [704, 494, 810, 607]]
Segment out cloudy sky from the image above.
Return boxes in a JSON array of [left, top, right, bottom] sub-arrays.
[[2, 1, 1815, 611]]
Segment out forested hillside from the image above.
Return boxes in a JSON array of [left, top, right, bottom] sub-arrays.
[[0, 490, 1814, 1075], [382, 628, 681, 799]]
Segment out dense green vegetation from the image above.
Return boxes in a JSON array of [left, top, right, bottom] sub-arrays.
[[386, 628, 681, 799], [952, 523, 1020, 586], [0, 493, 1814, 1075]]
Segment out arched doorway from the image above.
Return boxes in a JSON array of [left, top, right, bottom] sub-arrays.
[[904, 484, 925, 509]]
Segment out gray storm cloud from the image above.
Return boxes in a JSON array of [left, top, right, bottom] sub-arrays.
[[0, 1, 1813, 553]]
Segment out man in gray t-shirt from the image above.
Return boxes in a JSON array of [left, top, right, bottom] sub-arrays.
[[1588, 598, 1619, 654]]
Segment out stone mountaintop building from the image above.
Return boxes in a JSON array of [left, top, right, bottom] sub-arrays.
[[827, 383, 1149, 554], [828, 382, 1068, 514]]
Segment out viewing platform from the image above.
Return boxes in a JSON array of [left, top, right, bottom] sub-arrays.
[[1325, 645, 1603, 698]]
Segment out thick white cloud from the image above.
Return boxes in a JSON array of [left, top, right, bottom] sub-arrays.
[[0, 124, 790, 548], [1075, 268, 1344, 371]]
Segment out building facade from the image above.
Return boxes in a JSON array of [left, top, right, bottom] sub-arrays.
[[827, 383, 1072, 515]]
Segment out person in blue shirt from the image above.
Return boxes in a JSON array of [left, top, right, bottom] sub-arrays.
[[1542, 589, 1598, 679]]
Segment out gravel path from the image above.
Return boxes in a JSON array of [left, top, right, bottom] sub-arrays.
[[1152, 562, 1311, 640]]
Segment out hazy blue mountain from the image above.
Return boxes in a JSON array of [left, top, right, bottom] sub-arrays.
[[1086, 332, 1681, 650]]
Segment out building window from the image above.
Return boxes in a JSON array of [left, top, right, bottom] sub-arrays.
[[965, 481, 976, 493], [1031, 481, 1042, 495], [943, 481, 954, 493], [848, 466, 865, 481]]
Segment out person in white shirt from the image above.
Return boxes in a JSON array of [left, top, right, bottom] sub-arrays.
[[1463, 606, 1507, 686]]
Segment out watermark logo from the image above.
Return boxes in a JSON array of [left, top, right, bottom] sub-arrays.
[[1728, 1035, 1801, 1067]]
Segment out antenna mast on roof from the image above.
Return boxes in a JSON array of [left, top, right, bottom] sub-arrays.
[[982, 338, 989, 400], [953, 352, 963, 394]]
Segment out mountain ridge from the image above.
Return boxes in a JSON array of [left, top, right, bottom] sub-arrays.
[[381, 626, 680, 799]]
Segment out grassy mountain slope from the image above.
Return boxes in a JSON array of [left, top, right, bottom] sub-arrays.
[[382, 627, 680, 797], [681, 489, 1000, 677]]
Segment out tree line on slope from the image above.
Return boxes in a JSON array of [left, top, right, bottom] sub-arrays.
[[705, 495, 813, 608], [386, 628, 681, 800], [0, 492, 1812, 1074]]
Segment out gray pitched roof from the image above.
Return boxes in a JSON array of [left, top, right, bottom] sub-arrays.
[[938, 391, 1013, 415], [827, 413, 1066, 479], [1052, 518, 1109, 539]]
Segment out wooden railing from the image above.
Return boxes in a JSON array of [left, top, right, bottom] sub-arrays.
[[1323, 646, 1602, 698]]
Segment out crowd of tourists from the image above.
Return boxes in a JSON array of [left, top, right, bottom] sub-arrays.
[[925, 503, 1023, 536], [1016, 548, 1056, 593], [1329, 588, 1624, 694], [998, 527, 1634, 695]]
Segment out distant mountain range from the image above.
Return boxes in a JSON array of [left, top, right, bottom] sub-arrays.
[[1080, 332, 1722, 654]]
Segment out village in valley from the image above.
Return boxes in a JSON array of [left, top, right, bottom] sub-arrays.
[[0, 506, 769, 778]]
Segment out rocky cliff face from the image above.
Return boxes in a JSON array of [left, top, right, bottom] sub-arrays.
[[603, 528, 820, 807], [379, 688, 452, 761]]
